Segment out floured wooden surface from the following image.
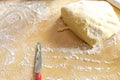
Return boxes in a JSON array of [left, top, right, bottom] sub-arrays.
[[0, 0, 120, 80]]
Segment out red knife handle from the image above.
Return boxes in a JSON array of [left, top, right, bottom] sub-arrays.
[[36, 72, 42, 80]]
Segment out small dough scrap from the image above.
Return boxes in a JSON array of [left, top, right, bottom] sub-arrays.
[[61, 1, 120, 47]]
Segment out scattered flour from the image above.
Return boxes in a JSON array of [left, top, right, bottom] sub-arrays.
[[43, 63, 67, 69], [43, 64, 53, 69], [42, 44, 102, 55], [117, 72, 120, 76], [94, 67, 104, 72], [46, 77, 63, 80], [74, 66, 110, 72], [24, 1, 51, 21], [104, 61, 114, 64]]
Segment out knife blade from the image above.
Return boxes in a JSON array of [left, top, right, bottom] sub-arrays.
[[34, 42, 42, 80]]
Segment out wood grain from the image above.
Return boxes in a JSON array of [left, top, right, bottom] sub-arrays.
[[0, 0, 120, 80]]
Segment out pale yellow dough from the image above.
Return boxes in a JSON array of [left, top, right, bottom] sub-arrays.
[[61, 1, 120, 47]]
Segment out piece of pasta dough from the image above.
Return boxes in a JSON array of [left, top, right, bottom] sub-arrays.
[[61, 1, 120, 47]]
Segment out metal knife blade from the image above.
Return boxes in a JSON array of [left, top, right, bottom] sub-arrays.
[[34, 42, 42, 73]]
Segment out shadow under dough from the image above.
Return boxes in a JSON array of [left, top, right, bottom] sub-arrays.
[[46, 17, 92, 50]]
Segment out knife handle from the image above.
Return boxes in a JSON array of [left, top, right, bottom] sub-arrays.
[[36, 72, 42, 80]]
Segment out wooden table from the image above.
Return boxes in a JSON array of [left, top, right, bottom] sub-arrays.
[[0, 0, 120, 80]]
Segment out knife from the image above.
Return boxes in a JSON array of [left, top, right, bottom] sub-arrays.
[[107, 0, 120, 9], [34, 42, 42, 80]]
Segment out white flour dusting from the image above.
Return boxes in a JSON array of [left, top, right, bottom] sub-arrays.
[[46, 77, 63, 80], [45, 77, 54, 80], [74, 66, 110, 72], [64, 55, 101, 63], [104, 61, 114, 64], [0, 1, 51, 66], [0, 1, 51, 79], [42, 44, 102, 55], [2, 55, 15, 65], [43, 64, 53, 69], [24, 1, 51, 21], [79, 58, 101, 64], [117, 72, 120, 76], [43, 63, 67, 69], [94, 67, 104, 72], [43, 55, 63, 59]]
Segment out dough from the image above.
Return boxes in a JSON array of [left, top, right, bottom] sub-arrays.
[[61, 1, 120, 47]]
